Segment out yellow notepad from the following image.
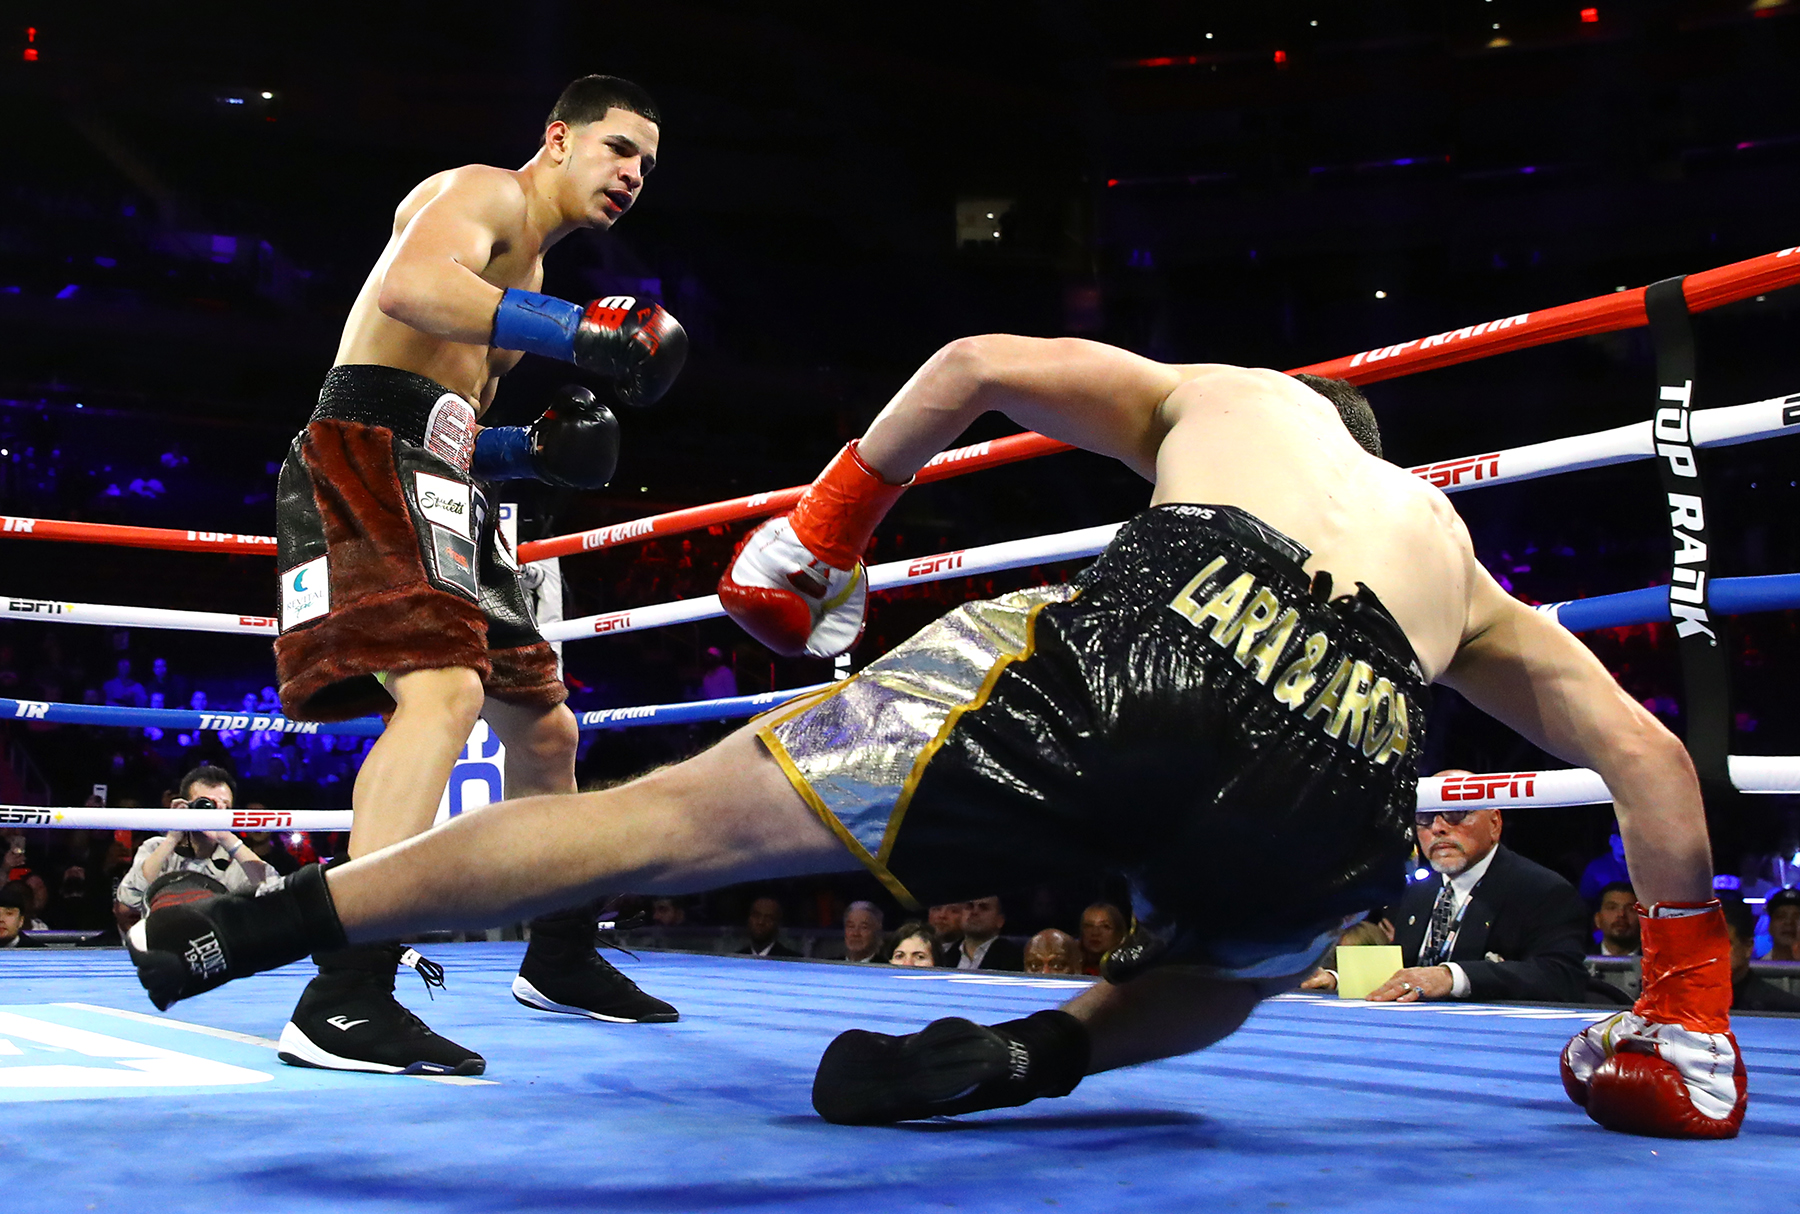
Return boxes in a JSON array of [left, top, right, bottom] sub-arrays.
[[1335, 945, 1405, 999]]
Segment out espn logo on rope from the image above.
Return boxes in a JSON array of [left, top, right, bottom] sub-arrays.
[[6, 598, 74, 616], [232, 811, 293, 830], [0, 807, 54, 825], [1410, 453, 1501, 490], [593, 612, 633, 634], [279, 555, 329, 631], [907, 551, 966, 578], [1438, 772, 1538, 802]]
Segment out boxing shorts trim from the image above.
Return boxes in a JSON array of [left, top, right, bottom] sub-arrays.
[[759, 586, 1074, 910]]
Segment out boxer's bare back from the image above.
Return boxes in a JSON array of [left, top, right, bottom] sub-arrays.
[[331, 108, 659, 413]]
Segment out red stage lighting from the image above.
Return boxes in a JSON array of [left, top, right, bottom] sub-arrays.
[[1580, 7, 1599, 21]]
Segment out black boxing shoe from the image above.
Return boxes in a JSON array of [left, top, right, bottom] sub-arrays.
[[127, 863, 346, 1011], [279, 943, 484, 1076], [511, 904, 679, 1024], [811, 1010, 1090, 1125]]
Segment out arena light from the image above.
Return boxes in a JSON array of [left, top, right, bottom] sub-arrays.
[[1580, 7, 1599, 20], [1273, 49, 1288, 64]]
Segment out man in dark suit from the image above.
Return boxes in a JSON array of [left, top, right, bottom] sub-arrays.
[[1368, 804, 1589, 1003], [944, 896, 1023, 971], [736, 895, 801, 959]]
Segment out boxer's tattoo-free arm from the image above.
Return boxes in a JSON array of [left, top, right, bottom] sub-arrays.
[[377, 168, 525, 346], [1438, 547, 1712, 906], [857, 335, 1229, 483]]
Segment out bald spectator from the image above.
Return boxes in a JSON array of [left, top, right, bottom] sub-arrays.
[[737, 895, 800, 958], [927, 902, 964, 964], [1024, 929, 1083, 975], [1593, 882, 1640, 956], [945, 896, 1023, 971], [840, 901, 885, 963], [1079, 902, 1127, 976]]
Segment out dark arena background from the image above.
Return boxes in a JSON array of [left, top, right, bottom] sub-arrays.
[[2, 4, 1798, 1211]]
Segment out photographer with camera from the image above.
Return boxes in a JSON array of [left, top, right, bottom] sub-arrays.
[[116, 766, 274, 917]]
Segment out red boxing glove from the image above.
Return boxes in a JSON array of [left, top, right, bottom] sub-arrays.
[[1560, 900, 1746, 1139], [718, 442, 909, 658]]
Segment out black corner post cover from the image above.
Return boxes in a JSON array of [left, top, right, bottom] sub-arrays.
[[1643, 276, 1732, 792]]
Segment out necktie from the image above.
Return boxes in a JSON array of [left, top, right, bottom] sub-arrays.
[[1421, 881, 1457, 965]]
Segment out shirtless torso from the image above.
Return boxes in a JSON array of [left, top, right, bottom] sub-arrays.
[[332, 103, 658, 415]]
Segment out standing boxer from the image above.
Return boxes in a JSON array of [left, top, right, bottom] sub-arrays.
[[270, 75, 687, 1075]]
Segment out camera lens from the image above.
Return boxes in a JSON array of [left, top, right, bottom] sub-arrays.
[[189, 797, 218, 810]]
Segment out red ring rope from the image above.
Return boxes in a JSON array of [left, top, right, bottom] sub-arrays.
[[4, 244, 1794, 562]]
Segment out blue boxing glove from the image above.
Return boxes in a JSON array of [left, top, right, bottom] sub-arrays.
[[490, 289, 688, 408], [473, 385, 620, 490]]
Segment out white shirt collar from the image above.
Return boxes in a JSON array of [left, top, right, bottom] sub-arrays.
[[1444, 845, 1499, 905]]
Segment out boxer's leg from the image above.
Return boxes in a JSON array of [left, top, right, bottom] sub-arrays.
[[481, 697, 578, 797], [285, 665, 487, 1076], [1058, 968, 1261, 1074], [326, 723, 849, 941], [480, 697, 682, 1023], [348, 666, 485, 857]]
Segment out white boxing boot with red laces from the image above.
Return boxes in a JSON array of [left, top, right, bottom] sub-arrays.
[[1561, 899, 1746, 1139]]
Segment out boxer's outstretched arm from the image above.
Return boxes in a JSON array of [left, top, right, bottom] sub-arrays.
[[374, 167, 523, 345], [856, 336, 1231, 483], [1438, 551, 1711, 907]]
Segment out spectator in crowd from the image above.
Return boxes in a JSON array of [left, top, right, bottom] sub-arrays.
[[1592, 882, 1640, 956], [18, 872, 50, 931], [1024, 928, 1083, 975], [1578, 830, 1632, 903], [0, 882, 44, 948], [651, 897, 687, 927], [737, 896, 800, 958], [1078, 902, 1127, 975], [145, 657, 180, 704], [102, 658, 148, 708], [1762, 887, 1800, 961], [44, 865, 109, 931], [840, 901, 885, 963], [240, 830, 301, 877], [698, 648, 738, 701], [115, 766, 273, 914], [1308, 799, 1589, 1002], [927, 902, 964, 964], [945, 896, 1023, 971], [888, 922, 937, 968], [1722, 896, 1800, 1012]]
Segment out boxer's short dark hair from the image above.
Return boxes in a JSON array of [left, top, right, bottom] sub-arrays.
[[548, 75, 661, 132], [177, 764, 237, 802], [1292, 374, 1382, 459]]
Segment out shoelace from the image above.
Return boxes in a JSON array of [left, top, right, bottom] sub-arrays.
[[591, 910, 647, 962], [399, 948, 448, 1000]]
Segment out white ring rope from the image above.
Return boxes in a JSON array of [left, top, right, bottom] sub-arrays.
[[5, 389, 1793, 641], [10, 754, 1798, 831]]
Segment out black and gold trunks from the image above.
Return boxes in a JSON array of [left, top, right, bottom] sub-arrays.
[[758, 502, 1427, 984]]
